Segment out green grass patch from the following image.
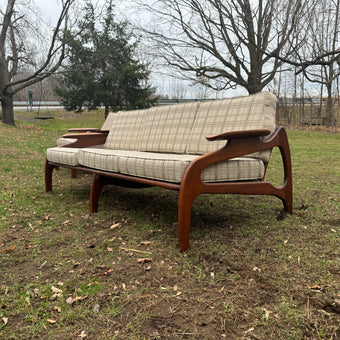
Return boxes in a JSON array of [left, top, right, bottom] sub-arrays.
[[0, 112, 339, 339]]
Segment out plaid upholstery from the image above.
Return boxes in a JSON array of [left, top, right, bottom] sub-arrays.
[[104, 110, 149, 150], [140, 102, 199, 153], [47, 147, 81, 166], [101, 112, 117, 130], [78, 148, 264, 183], [185, 92, 276, 161], [47, 145, 104, 166]]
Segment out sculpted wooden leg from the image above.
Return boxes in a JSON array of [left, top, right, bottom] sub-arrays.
[[178, 189, 198, 252], [278, 128, 293, 214], [45, 160, 55, 192], [90, 174, 104, 213], [71, 169, 77, 179]]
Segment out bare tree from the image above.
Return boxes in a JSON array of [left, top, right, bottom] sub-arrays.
[[297, 0, 340, 126], [0, 0, 74, 125], [138, 0, 310, 94]]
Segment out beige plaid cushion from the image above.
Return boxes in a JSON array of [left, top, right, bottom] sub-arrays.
[[186, 92, 277, 161], [140, 102, 199, 153], [78, 148, 264, 183], [47, 146, 104, 166], [101, 112, 117, 130], [104, 109, 149, 150], [47, 147, 81, 166]]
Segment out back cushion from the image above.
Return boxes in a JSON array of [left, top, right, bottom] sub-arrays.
[[185, 92, 277, 161], [104, 109, 149, 150], [140, 102, 200, 154], [101, 112, 118, 131]]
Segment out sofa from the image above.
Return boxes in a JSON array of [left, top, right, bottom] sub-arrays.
[[45, 92, 293, 251]]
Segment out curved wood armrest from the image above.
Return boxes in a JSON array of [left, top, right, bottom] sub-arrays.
[[67, 127, 101, 132], [183, 126, 291, 186], [206, 129, 271, 141], [60, 132, 109, 148], [63, 131, 109, 139]]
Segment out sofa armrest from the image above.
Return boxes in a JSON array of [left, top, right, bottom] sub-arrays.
[[182, 126, 291, 185], [60, 132, 109, 148], [67, 127, 101, 132], [206, 129, 271, 141]]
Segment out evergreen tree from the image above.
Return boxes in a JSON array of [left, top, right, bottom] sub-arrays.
[[55, 1, 156, 117]]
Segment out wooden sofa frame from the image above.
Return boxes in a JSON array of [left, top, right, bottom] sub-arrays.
[[45, 125, 292, 251]]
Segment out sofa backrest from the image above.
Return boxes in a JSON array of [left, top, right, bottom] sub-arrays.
[[140, 102, 200, 154], [104, 109, 149, 150], [104, 92, 277, 162], [185, 92, 277, 161], [101, 112, 118, 131]]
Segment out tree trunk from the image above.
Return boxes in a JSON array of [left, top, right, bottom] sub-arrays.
[[104, 105, 109, 118], [325, 92, 336, 127], [1, 94, 15, 126]]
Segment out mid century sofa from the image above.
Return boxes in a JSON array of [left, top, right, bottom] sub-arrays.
[[45, 92, 293, 251]]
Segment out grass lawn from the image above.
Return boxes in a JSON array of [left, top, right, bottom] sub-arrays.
[[0, 110, 339, 339]]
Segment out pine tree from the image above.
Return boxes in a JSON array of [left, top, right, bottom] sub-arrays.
[[55, 1, 156, 117]]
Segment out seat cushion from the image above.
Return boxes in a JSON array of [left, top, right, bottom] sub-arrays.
[[47, 146, 104, 166], [47, 147, 81, 166], [78, 148, 264, 183], [186, 92, 277, 161], [139, 102, 199, 154]]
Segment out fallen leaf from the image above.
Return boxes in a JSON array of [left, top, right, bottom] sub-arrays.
[[51, 286, 63, 294], [264, 309, 272, 320], [331, 228, 337, 233], [47, 318, 57, 324], [1, 317, 8, 326], [107, 247, 113, 252], [66, 296, 73, 304], [79, 330, 87, 338], [137, 258, 152, 263], [110, 223, 120, 229], [50, 293, 62, 301], [140, 241, 154, 246], [66, 296, 88, 305], [54, 306, 61, 313], [2, 245, 16, 253]]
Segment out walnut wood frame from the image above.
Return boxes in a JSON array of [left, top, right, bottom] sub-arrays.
[[45, 126, 292, 251]]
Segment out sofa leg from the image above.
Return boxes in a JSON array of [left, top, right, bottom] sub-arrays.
[[282, 185, 293, 214], [45, 160, 55, 192], [178, 192, 197, 252], [90, 174, 104, 213], [71, 169, 77, 179]]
